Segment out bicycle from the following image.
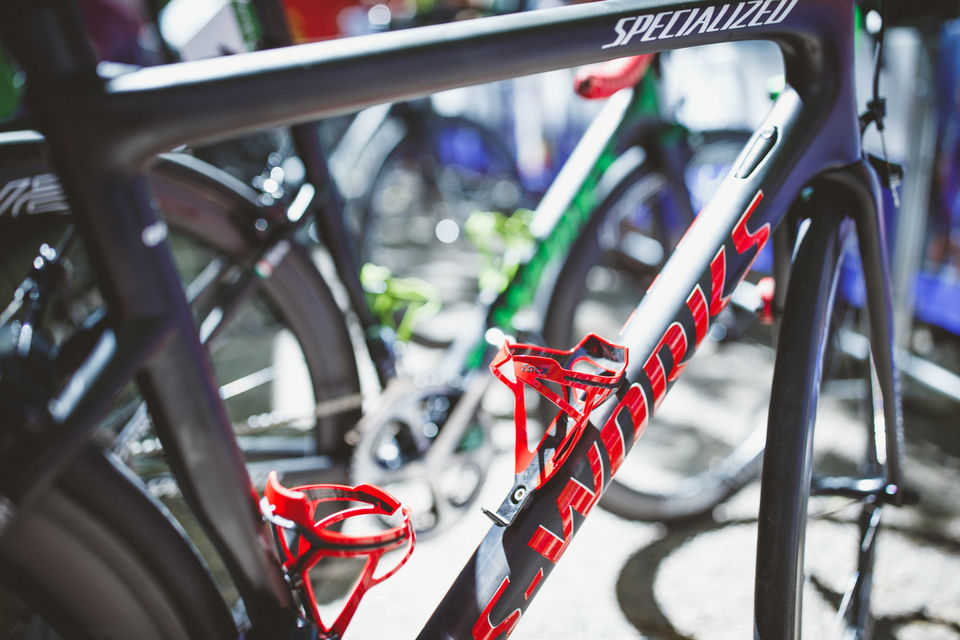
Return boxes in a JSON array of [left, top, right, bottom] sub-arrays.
[[0, 0, 525, 537], [0, 0, 763, 533], [97, 0, 762, 532], [0, 0, 924, 638], [77, 0, 768, 531]]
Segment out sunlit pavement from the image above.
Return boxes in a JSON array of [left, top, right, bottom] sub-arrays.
[[305, 53, 960, 629], [347, 390, 960, 640], [337, 240, 960, 639]]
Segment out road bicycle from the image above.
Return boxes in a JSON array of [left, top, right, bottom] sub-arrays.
[[0, 0, 527, 535], [143, 0, 775, 530], [0, 0, 922, 638], [0, 0, 763, 533]]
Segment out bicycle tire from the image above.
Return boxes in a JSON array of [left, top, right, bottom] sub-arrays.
[[755, 209, 887, 638], [542, 133, 767, 523], [148, 154, 363, 466], [1, 145, 362, 469], [0, 445, 237, 640], [0, 149, 362, 637], [354, 110, 524, 305]]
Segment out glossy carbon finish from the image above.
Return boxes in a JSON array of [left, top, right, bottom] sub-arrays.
[[0, 0, 894, 637], [753, 192, 850, 640], [8, 1, 857, 168]]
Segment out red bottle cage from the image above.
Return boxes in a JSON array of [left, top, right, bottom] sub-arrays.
[[485, 333, 627, 526], [262, 472, 415, 638]]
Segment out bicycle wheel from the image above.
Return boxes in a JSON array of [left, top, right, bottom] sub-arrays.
[[149, 155, 363, 470], [755, 208, 890, 638], [354, 109, 524, 306], [0, 148, 363, 483], [0, 446, 237, 640], [543, 133, 767, 523]]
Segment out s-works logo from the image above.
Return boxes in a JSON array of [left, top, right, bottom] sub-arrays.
[[602, 0, 799, 49]]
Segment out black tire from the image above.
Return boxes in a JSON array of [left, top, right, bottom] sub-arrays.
[[0, 150, 363, 636], [542, 134, 767, 523], [754, 209, 886, 638], [1, 147, 361, 473], [149, 154, 362, 467], [0, 446, 237, 640]]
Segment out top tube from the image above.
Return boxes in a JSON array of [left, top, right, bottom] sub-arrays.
[[7, 0, 860, 174]]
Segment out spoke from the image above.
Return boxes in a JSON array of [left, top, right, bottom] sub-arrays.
[[219, 366, 276, 401], [235, 393, 364, 434], [185, 256, 229, 311], [112, 402, 151, 462]]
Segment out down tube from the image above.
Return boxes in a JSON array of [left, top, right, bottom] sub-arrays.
[[418, 89, 819, 640]]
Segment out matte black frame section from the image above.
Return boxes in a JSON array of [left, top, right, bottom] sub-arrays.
[[753, 162, 899, 638], [755, 191, 851, 640], [0, 0, 901, 636]]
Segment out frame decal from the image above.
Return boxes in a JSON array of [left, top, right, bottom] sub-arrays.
[[602, 0, 800, 49], [0, 174, 69, 217], [528, 442, 605, 564], [471, 189, 769, 637], [474, 577, 522, 640]]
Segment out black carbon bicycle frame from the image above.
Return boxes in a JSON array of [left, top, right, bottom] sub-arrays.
[[0, 0, 903, 637]]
